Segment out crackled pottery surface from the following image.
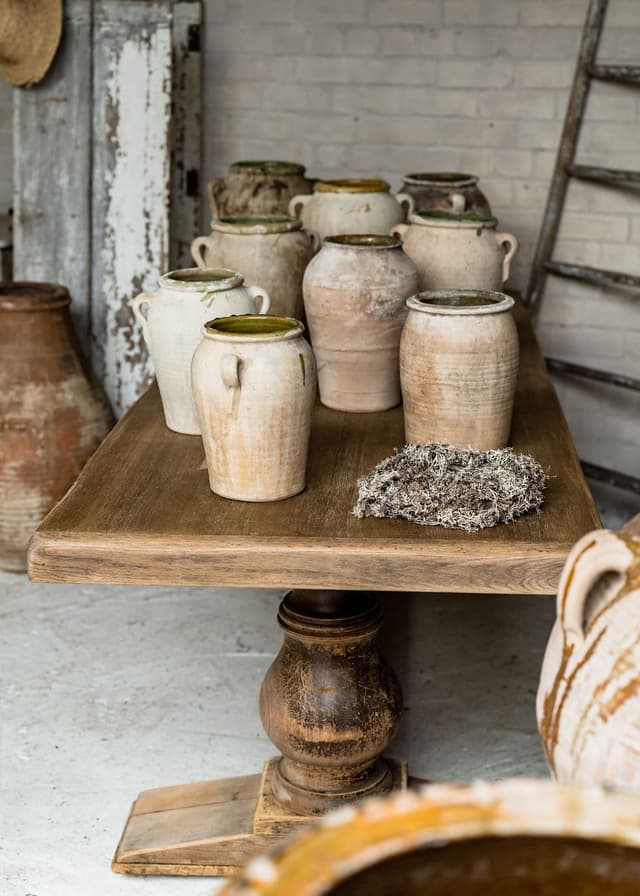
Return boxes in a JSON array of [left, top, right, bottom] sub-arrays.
[[290, 179, 414, 241], [401, 171, 492, 216], [0, 283, 113, 571], [191, 215, 317, 320], [191, 315, 316, 502], [303, 235, 419, 412], [132, 268, 270, 435], [208, 161, 313, 219], [400, 290, 519, 450], [221, 779, 640, 896], [538, 515, 640, 791], [392, 211, 518, 292]]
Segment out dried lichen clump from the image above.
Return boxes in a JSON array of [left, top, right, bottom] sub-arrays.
[[353, 443, 547, 532]]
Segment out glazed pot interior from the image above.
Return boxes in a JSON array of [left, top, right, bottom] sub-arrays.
[[325, 234, 401, 249], [415, 209, 497, 226], [218, 214, 298, 227], [204, 315, 302, 337], [230, 160, 304, 175], [164, 268, 244, 291], [315, 178, 390, 193], [327, 835, 640, 895], [409, 290, 512, 312], [214, 214, 302, 233], [405, 171, 476, 184]]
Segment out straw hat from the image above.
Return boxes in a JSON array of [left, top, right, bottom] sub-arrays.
[[0, 0, 63, 87]]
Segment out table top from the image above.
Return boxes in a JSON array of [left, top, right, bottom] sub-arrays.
[[29, 302, 600, 595]]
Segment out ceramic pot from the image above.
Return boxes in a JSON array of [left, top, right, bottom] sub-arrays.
[[191, 315, 316, 502], [222, 780, 640, 896], [0, 283, 113, 572], [392, 211, 518, 292], [303, 235, 419, 412], [132, 268, 270, 436], [400, 290, 519, 450], [538, 515, 640, 791], [401, 171, 492, 216], [290, 179, 414, 241], [191, 215, 318, 320], [208, 160, 313, 219]]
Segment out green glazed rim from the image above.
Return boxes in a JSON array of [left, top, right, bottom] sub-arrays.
[[315, 178, 390, 194], [325, 234, 401, 250], [230, 160, 306, 175], [412, 210, 497, 228], [404, 172, 478, 186], [213, 214, 303, 235], [406, 289, 514, 316], [203, 314, 305, 341], [160, 267, 243, 291]]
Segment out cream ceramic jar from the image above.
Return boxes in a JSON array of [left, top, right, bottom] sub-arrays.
[[392, 211, 518, 292], [290, 179, 414, 241], [400, 290, 519, 450], [303, 234, 419, 411], [191, 315, 316, 502], [132, 268, 270, 435], [191, 215, 318, 319]]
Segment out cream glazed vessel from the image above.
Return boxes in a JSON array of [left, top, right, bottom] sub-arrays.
[[400, 290, 519, 450], [392, 211, 518, 292], [191, 316, 317, 502], [290, 179, 414, 241], [303, 234, 419, 412], [132, 268, 270, 435], [191, 215, 318, 320], [537, 515, 640, 792]]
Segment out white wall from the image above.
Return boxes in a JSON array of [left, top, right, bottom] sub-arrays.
[[203, 0, 640, 480]]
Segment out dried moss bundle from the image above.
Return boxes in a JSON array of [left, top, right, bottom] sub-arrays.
[[354, 443, 546, 532]]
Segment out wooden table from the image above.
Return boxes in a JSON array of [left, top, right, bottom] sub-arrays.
[[29, 302, 600, 876]]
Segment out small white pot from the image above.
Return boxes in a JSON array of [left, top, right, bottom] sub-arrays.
[[392, 211, 518, 292], [400, 290, 519, 450], [132, 268, 270, 435], [290, 179, 414, 241], [191, 315, 317, 502]]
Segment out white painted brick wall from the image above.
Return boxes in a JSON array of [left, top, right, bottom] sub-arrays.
[[203, 0, 640, 482]]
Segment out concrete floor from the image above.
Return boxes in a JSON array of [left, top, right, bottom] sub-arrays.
[[2, 482, 638, 896]]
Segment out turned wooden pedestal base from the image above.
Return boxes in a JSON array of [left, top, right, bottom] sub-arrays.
[[113, 590, 409, 876]]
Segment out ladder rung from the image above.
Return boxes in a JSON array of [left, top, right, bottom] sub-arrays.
[[546, 357, 640, 392], [581, 461, 640, 495], [590, 63, 640, 84], [569, 164, 640, 187], [545, 260, 640, 289]]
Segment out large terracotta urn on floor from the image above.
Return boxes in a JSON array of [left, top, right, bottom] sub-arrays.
[[208, 161, 313, 219], [221, 780, 640, 896], [191, 315, 316, 502], [132, 268, 270, 436], [392, 211, 518, 292], [290, 179, 414, 241], [303, 234, 419, 412], [0, 283, 113, 572], [191, 215, 318, 320], [400, 290, 519, 450], [401, 171, 492, 216], [538, 514, 640, 791]]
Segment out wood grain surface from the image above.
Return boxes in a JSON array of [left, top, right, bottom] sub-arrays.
[[29, 302, 600, 594]]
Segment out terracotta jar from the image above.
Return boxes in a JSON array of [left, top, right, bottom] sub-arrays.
[[290, 179, 414, 241], [208, 160, 313, 219], [400, 290, 519, 450], [392, 211, 518, 292], [0, 283, 113, 572], [191, 315, 316, 502], [303, 235, 419, 412], [401, 171, 492, 216], [222, 780, 640, 896], [538, 515, 640, 791], [191, 215, 318, 320], [132, 268, 270, 436]]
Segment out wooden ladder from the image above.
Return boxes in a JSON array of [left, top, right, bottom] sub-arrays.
[[525, 0, 640, 495]]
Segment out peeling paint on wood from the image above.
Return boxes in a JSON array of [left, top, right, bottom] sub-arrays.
[[92, 1, 172, 417]]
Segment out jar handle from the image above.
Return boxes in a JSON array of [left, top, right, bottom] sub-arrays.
[[131, 291, 154, 343], [394, 192, 415, 219], [450, 192, 466, 212], [307, 230, 321, 254], [221, 353, 241, 414], [207, 176, 225, 220], [390, 223, 409, 240], [558, 529, 635, 647], [289, 193, 312, 219], [191, 235, 214, 269], [495, 231, 519, 284], [246, 285, 271, 315]]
